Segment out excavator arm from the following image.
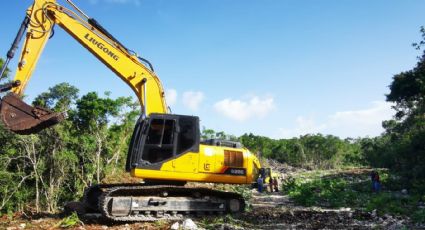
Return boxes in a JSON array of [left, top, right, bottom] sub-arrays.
[[0, 0, 167, 134]]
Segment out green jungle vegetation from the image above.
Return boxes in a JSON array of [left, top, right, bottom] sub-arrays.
[[0, 27, 424, 223]]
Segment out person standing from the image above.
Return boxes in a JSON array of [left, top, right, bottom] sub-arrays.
[[370, 171, 376, 192], [273, 177, 279, 192], [371, 171, 381, 193], [269, 177, 274, 192], [257, 176, 264, 193], [374, 171, 381, 192]]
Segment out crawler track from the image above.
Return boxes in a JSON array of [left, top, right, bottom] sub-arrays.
[[82, 184, 245, 222]]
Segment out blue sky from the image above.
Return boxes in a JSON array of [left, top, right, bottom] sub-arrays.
[[1, 0, 424, 139]]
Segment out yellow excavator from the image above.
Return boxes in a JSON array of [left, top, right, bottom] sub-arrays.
[[0, 0, 263, 221]]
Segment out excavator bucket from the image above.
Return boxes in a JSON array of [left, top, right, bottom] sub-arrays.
[[0, 93, 66, 135]]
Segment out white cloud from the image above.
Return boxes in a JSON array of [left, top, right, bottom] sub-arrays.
[[182, 91, 204, 111], [279, 101, 394, 138], [279, 116, 326, 138], [214, 96, 275, 122], [326, 101, 394, 137], [165, 89, 177, 107]]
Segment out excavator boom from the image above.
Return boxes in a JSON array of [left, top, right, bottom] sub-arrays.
[[0, 0, 167, 134]]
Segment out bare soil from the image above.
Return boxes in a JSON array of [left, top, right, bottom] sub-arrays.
[[0, 165, 417, 230]]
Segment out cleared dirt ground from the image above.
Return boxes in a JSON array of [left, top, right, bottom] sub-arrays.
[[0, 167, 418, 230]]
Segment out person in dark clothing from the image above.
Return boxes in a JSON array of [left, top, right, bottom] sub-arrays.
[[374, 171, 381, 192], [371, 171, 381, 192], [273, 177, 279, 192], [269, 177, 274, 192], [257, 176, 264, 193]]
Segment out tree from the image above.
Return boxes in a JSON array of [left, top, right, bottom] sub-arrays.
[[0, 58, 10, 80], [71, 92, 137, 184], [0, 81, 140, 214], [32, 83, 79, 111], [201, 127, 215, 140], [0, 59, 33, 213], [374, 27, 425, 181]]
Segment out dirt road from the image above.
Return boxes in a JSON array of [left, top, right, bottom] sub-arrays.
[[240, 191, 408, 229]]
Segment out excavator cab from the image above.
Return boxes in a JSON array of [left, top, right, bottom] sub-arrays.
[[126, 113, 200, 172], [0, 81, 66, 135]]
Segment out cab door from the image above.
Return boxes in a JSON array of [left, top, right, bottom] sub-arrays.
[[171, 115, 200, 173]]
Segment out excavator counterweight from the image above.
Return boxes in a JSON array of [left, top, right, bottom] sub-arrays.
[[0, 92, 66, 135]]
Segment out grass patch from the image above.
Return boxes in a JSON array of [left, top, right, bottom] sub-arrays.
[[55, 212, 82, 228], [412, 209, 425, 223], [282, 169, 425, 223], [285, 177, 361, 207]]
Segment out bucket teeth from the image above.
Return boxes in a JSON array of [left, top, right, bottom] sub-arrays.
[[0, 93, 66, 135]]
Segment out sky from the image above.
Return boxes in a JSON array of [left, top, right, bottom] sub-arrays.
[[1, 0, 424, 139]]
